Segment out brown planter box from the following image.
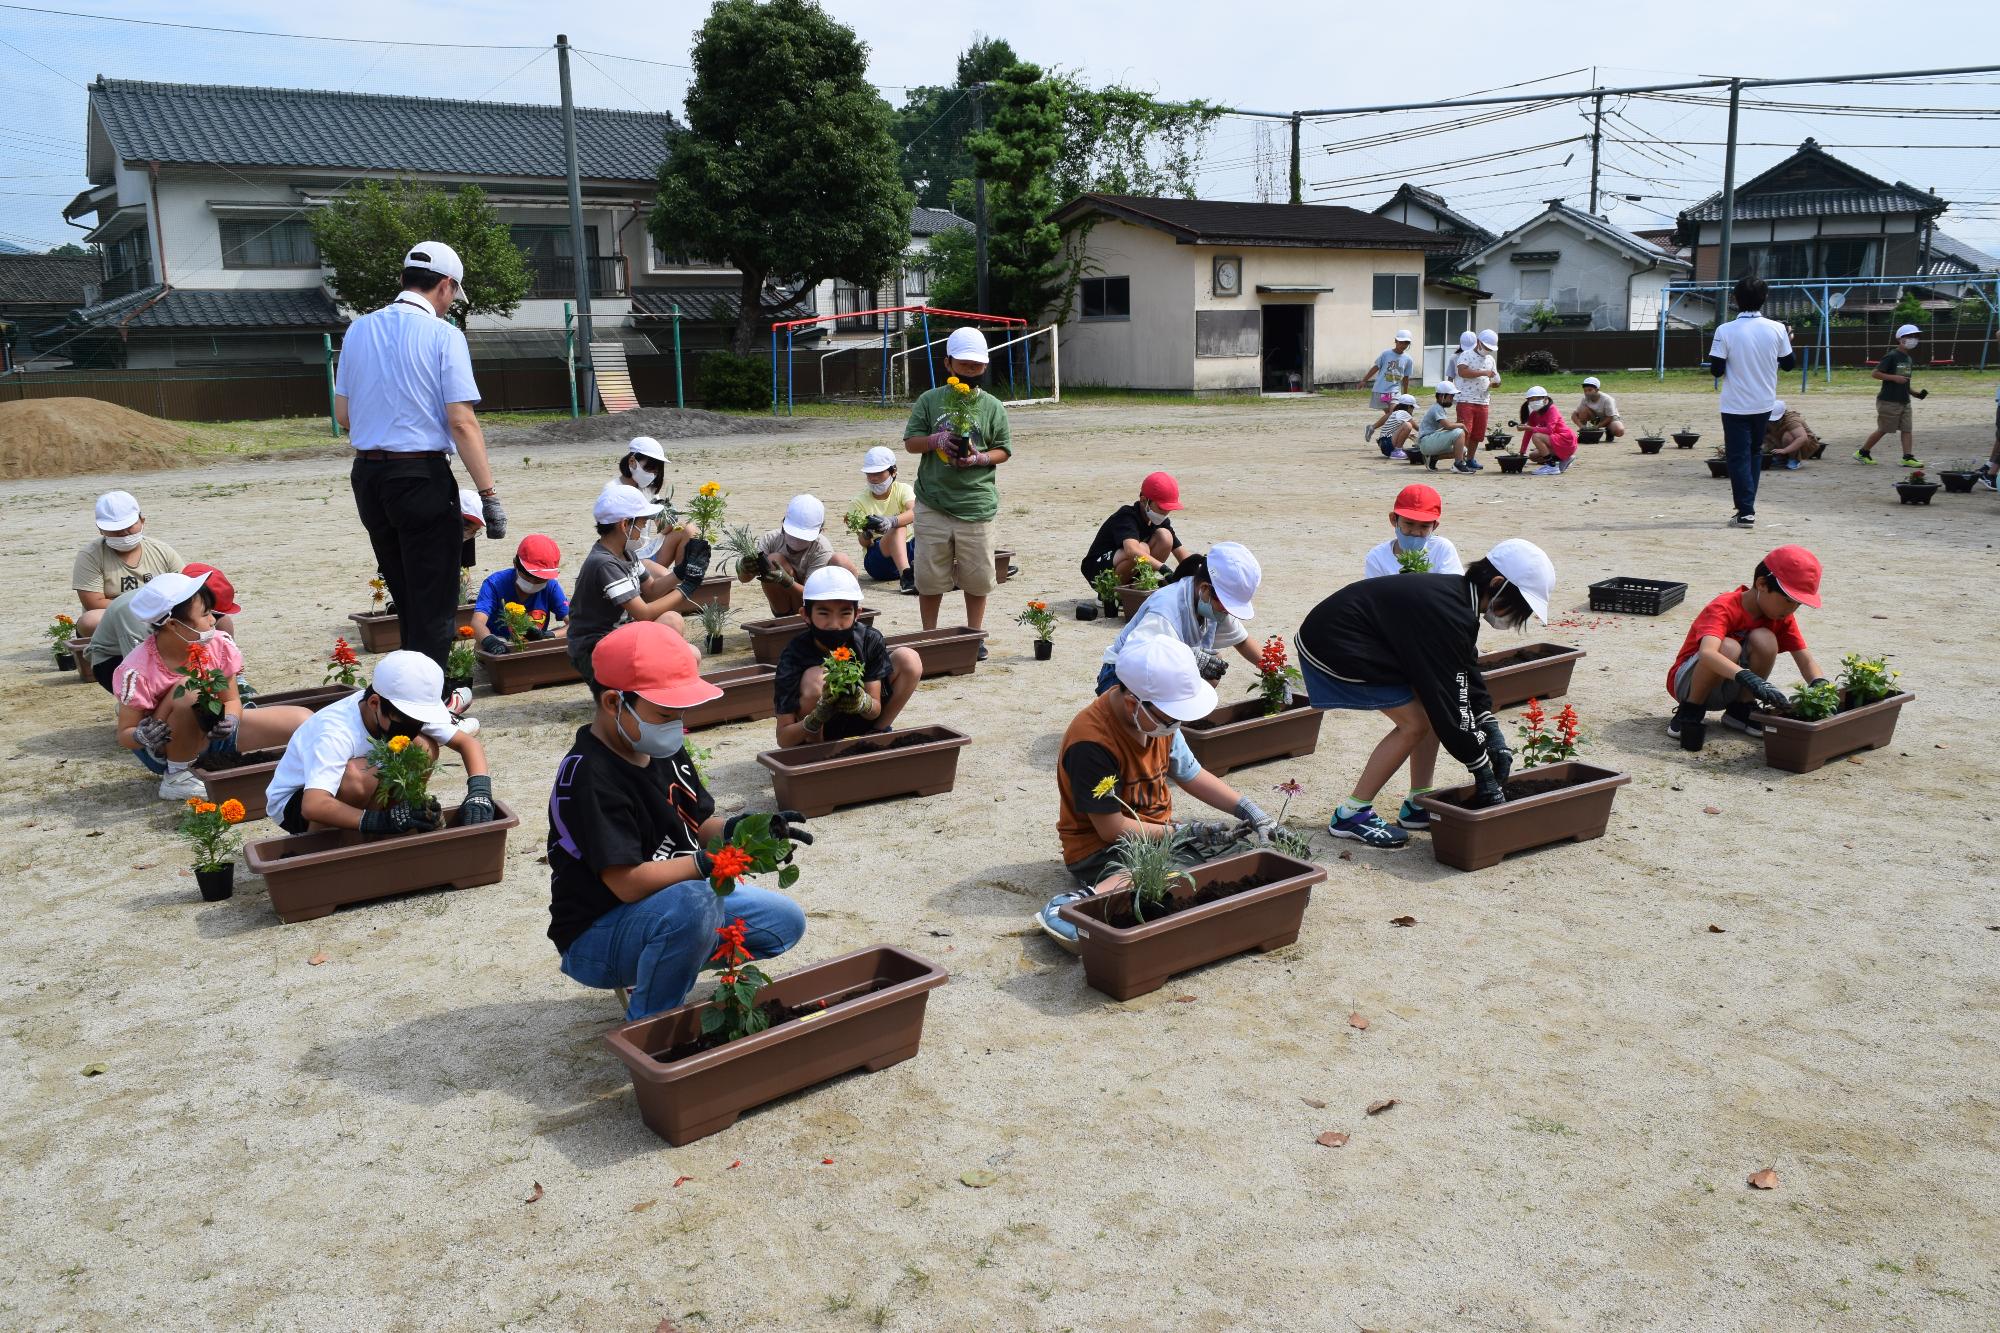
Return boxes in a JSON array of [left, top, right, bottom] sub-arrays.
[[605, 945, 948, 1146], [744, 609, 879, 666], [994, 549, 1015, 584], [1116, 584, 1154, 619], [755, 724, 970, 818], [68, 635, 95, 681], [682, 664, 778, 732], [194, 747, 282, 820], [1180, 699, 1324, 776], [1058, 850, 1326, 1001], [1415, 762, 1631, 872], [1478, 643, 1587, 710], [244, 798, 520, 923], [347, 604, 475, 654], [1761, 691, 1913, 773], [475, 639, 582, 694], [881, 626, 987, 678], [248, 684, 355, 712], [685, 574, 733, 611]]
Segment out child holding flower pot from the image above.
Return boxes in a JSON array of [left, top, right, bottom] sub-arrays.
[[852, 446, 918, 595], [111, 570, 311, 801], [1515, 387, 1577, 475], [1362, 485, 1464, 579], [547, 620, 808, 1021], [1080, 472, 1192, 590], [736, 495, 860, 618], [772, 568, 921, 749], [903, 327, 1012, 643], [1036, 636, 1279, 952], [86, 562, 243, 694], [567, 482, 710, 688], [265, 650, 495, 835], [473, 534, 569, 653], [1665, 545, 1828, 752]]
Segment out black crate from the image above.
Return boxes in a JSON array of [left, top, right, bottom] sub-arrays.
[[1588, 576, 1688, 616]]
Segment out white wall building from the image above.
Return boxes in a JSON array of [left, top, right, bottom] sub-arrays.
[[1461, 200, 1691, 334]]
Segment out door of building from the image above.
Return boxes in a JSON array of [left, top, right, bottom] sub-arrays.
[[1261, 304, 1312, 393], [1423, 306, 1470, 385]]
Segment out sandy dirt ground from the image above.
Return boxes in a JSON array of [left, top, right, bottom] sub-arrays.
[[3, 382, 1998, 1332]]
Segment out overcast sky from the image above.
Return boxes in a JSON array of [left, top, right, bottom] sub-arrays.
[[4, 0, 1998, 261]]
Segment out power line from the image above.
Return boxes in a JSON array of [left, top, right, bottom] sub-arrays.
[[0, 2, 546, 48], [1310, 137, 1585, 193]]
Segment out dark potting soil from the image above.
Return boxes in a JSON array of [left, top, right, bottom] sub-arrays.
[[1432, 773, 1577, 808], [828, 731, 942, 758], [194, 747, 282, 774], [1484, 644, 1567, 668], [658, 979, 893, 1063], [1105, 874, 1267, 930]]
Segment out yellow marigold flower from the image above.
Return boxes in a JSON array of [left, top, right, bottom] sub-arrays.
[[698, 481, 722, 498], [946, 375, 960, 387], [219, 799, 246, 824], [387, 735, 411, 753], [1091, 775, 1118, 799], [953, 382, 971, 395], [503, 601, 526, 616]]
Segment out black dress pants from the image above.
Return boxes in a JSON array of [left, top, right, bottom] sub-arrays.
[[351, 451, 459, 682]]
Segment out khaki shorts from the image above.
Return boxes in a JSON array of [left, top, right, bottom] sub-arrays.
[[913, 501, 998, 597], [1875, 399, 1913, 434]]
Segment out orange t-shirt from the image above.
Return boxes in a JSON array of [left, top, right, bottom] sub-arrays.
[[1056, 690, 1175, 865]]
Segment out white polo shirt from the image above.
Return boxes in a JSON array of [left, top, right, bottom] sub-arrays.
[[334, 291, 481, 453], [1708, 311, 1792, 416]]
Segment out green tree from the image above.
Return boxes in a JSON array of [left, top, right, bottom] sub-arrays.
[[966, 62, 1066, 325], [653, 0, 915, 356], [45, 242, 90, 257], [309, 180, 529, 319], [892, 35, 1019, 209], [1049, 77, 1222, 202]]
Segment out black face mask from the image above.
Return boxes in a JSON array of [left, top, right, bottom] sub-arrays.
[[810, 624, 858, 653], [375, 700, 426, 739], [955, 367, 986, 386]]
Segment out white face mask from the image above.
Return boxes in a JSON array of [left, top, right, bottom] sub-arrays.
[[1899, 337, 1919, 351], [630, 463, 660, 489], [515, 574, 548, 594], [868, 479, 893, 497], [1483, 578, 1517, 630], [1142, 504, 1168, 526], [632, 533, 664, 562], [167, 618, 216, 646], [1129, 697, 1180, 739], [103, 532, 143, 552]]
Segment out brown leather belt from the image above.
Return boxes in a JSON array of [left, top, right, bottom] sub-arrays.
[[353, 448, 447, 460]]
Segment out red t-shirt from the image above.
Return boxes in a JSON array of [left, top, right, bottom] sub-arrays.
[[1666, 587, 1806, 696]]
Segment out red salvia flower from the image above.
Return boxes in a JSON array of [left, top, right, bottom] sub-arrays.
[[709, 845, 754, 882], [1556, 705, 1579, 746], [1523, 697, 1545, 732], [329, 637, 359, 667], [183, 641, 208, 671], [708, 917, 750, 961]]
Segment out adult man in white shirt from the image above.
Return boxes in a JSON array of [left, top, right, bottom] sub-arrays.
[[1705, 275, 1797, 528], [335, 241, 507, 682]]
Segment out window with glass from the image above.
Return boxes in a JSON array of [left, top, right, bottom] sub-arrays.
[[220, 218, 319, 269], [1518, 269, 1552, 301], [1081, 276, 1131, 320], [1371, 273, 1420, 312]]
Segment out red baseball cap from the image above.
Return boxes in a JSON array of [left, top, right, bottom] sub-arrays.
[[515, 534, 563, 580], [179, 562, 240, 615], [1763, 545, 1822, 608], [1391, 484, 1443, 524], [593, 621, 722, 709], [1140, 472, 1184, 513]]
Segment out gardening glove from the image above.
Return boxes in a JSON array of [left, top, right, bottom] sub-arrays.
[[1807, 677, 1830, 689], [1478, 712, 1514, 784], [832, 689, 870, 716], [862, 514, 888, 536], [925, 425, 954, 455], [1172, 819, 1240, 855], [1233, 796, 1277, 843], [675, 537, 712, 584], [209, 711, 239, 740], [134, 716, 172, 758], [1195, 650, 1229, 683], [724, 809, 814, 855], [361, 801, 437, 836], [479, 634, 508, 656], [1467, 764, 1507, 809], [1734, 669, 1789, 710], [801, 699, 834, 734], [480, 492, 508, 540], [1915, 388, 1929, 400], [458, 775, 495, 826]]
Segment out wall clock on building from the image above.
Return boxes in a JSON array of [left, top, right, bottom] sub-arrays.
[[1213, 256, 1242, 297]]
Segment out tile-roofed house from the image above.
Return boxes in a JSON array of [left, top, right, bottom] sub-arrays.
[[0, 253, 103, 366], [1459, 199, 1692, 332], [1053, 193, 1460, 251], [1370, 183, 1497, 272], [1674, 139, 1948, 285]]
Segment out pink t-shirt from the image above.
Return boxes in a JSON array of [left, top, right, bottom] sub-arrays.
[[113, 634, 244, 713], [1521, 404, 1577, 460]]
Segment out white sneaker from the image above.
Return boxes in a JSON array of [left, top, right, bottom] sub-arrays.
[[447, 687, 473, 718], [453, 716, 481, 738], [1533, 464, 1562, 475], [158, 768, 206, 800]]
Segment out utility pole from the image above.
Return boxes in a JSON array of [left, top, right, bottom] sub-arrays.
[[1716, 77, 1743, 299], [1587, 79, 1604, 215], [1289, 114, 1302, 205], [972, 83, 990, 316], [557, 34, 595, 414]]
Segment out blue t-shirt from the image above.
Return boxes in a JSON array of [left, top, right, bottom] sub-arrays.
[[1371, 349, 1414, 393], [475, 567, 570, 638]]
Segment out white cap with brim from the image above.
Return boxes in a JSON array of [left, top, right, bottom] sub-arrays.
[[1486, 538, 1556, 625], [1433, 381, 1458, 396], [1525, 385, 1550, 402], [782, 494, 826, 541], [95, 489, 140, 531], [130, 568, 211, 626], [372, 650, 453, 730], [1458, 331, 1478, 351], [1395, 393, 1418, 406], [1115, 636, 1218, 722], [1895, 323, 1921, 339], [1394, 329, 1413, 343], [945, 327, 989, 364], [593, 479, 664, 524], [1205, 541, 1260, 620], [1581, 376, 1601, 388], [403, 240, 467, 305], [1770, 400, 1787, 420], [801, 565, 863, 605], [1477, 328, 1498, 349], [458, 487, 485, 528], [861, 445, 897, 473], [627, 436, 669, 464]]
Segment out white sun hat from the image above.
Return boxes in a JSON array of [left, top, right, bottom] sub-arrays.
[[1486, 538, 1556, 625], [626, 436, 669, 463], [801, 565, 863, 605], [1115, 635, 1218, 722], [781, 494, 826, 541]]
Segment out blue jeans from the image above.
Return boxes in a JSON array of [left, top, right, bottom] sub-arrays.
[[1720, 411, 1766, 517], [560, 880, 805, 1021], [862, 534, 915, 581]]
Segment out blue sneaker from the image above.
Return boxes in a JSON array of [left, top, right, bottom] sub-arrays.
[[1467, 459, 1486, 471], [1328, 806, 1410, 849], [1784, 458, 1801, 470], [1395, 799, 1431, 831], [1036, 888, 1093, 954]]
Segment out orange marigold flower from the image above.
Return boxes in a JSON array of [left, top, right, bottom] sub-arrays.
[[829, 646, 854, 662], [195, 801, 217, 814], [709, 845, 754, 882], [1028, 600, 1047, 612], [218, 799, 246, 824], [186, 797, 204, 809], [457, 625, 476, 638]]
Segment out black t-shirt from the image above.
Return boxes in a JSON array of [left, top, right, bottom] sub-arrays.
[[546, 725, 714, 953], [1876, 349, 1913, 404], [567, 542, 645, 671], [773, 623, 895, 742], [1081, 502, 1176, 580]]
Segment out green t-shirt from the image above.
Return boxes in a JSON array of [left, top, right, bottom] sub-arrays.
[[903, 385, 1012, 522], [1876, 349, 1913, 404]]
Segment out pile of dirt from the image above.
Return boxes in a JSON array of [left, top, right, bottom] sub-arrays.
[[505, 406, 794, 448], [0, 398, 189, 479]]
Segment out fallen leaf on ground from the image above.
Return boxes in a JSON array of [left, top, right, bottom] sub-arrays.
[[630, 1199, 658, 1213], [1338, 850, 1353, 860], [1389, 916, 1416, 927], [1301, 1097, 1327, 1109], [80, 1062, 107, 1077], [1870, 614, 1888, 620], [1315, 1131, 1350, 1148], [1171, 994, 1197, 1004], [960, 1168, 998, 1188], [672, 1175, 693, 1188], [1348, 1013, 1370, 1030], [85, 830, 102, 838], [1747, 1168, 1778, 1190], [1702, 806, 1722, 816], [1366, 1098, 1398, 1116], [523, 1182, 543, 1204], [307, 951, 328, 966], [1707, 924, 1726, 933]]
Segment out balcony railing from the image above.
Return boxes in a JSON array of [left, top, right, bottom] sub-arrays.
[[525, 255, 626, 300]]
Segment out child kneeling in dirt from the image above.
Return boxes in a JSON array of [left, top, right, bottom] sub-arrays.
[[1036, 636, 1279, 952], [567, 481, 709, 688], [1362, 484, 1464, 578], [473, 534, 569, 653], [772, 567, 921, 749], [853, 446, 919, 594], [264, 650, 494, 835], [1080, 471, 1193, 591], [1516, 387, 1577, 474], [547, 621, 808, 1021], [736, 494, 861, 618], [1665, 545, 1828, 751], [112, 570, 312, 802], [1762, 400, 1819, 470], [1294, 539, 1557, 848]]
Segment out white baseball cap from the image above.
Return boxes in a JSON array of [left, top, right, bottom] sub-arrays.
[[1486, 538, 1556, 625], [1433, 381, 1457, 396], [1393, 329, 1413, 343], [945, 327, 989, 364], [1581, 376, 1601, 388], [1395, 392, 1418, 407], [1477, 328, 1498, 349], [782, 494, 825, 541], [1525, 384, 1550, 402], [403, 241, 467, 304], [1894, 323, 1921, 339], [593, 479, 663, 524], [458, 487, 485, 529], [801, 565, 863, 605], [372, 650, 453, 730], [1458, 331, 1478, 352], [1769, 400, 1787, 420], [861, 445, 897, 474], [130, 568, 211, 626], [626, 436, 668, 464], [94, 489, 140, 531], [1205, 541, 1260, 620], [1115, 636, 1218, 722]]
